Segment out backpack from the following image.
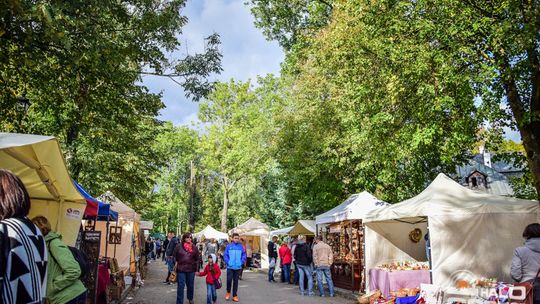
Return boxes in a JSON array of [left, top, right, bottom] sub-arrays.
[[48, 240, 90, 280]]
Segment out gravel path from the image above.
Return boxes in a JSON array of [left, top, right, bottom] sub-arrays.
[[124, 260, 356, 304]]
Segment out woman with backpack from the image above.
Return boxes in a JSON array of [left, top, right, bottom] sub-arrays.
[[0, 169, 48, 304], [32, 216, 87, 304]]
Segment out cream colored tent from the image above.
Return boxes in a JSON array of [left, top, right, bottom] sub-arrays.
[[271, 226, 293, 236], [315, 191, 389, 225], [288, 220, 316, 236], [95, 191, 140, 273], [0, 133, 86, 245], [230, 217, 270, 268], [194, 225, 229, 240], [363, 173, 540, 289]]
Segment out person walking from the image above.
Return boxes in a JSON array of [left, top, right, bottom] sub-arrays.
[[294, 235, 314, 296], [313, 235, 335, 297], [279, 241, 292, 284], [32, 216, 87, 304], [173, 233, 200, 304], [205, 239, 218, 257], [164, 231, 178, 285], [162, 236, 170, 262], [291, 238, 300, 285], [224, 233, 246, 302], [0, 169, 48, 304], [156, 238, 162, 259], [267, 236, 278, 282], [511, 223, 540, 283], [197, 254, 221, 304]]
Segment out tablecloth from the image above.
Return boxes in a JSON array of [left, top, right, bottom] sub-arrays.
[[369, 269, 431, 298]]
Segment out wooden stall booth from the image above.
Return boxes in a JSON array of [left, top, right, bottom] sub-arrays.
[[315, 192, 388, 292]]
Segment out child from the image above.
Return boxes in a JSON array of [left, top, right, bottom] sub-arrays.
[[198, 253, 222, 304]]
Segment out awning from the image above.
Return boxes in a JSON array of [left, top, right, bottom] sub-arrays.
[[74, 180, 118, 221], [0, 133, 86, 246], [288, 220, 316, 236], [270, 226, 293, 236], [315, 191, 388, 225]]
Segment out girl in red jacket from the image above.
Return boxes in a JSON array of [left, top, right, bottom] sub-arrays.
[[197, 254, 222, 304]]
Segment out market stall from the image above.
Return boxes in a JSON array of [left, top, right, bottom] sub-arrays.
[[288, 220, 316, 243], [194, 225, 229, 240], [363, 173, 540, 296], [315, 191, 388, 292], [229, 217, 270, 268], [95, 191, 141, 274], [0, 133, 86, 246]]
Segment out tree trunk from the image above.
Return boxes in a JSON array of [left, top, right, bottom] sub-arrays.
[[221, 177, 229, 232], [65, 80, 88, 180], [499, 54, 540, 199], [189, 160, 196, 232]]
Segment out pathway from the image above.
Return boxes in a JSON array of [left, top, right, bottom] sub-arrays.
[[124, 260, 356, 304]]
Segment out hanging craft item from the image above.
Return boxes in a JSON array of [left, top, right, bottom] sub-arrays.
[[409, 228, 422, 243]]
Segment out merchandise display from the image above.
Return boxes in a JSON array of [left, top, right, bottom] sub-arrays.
[[376, 261, 430, 271]]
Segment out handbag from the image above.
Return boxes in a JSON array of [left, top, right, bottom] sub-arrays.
[[269, 257, 276, 268], [170, 263, 178, 283], [214, 277, 222, 289], [512, 268, 540, 304]]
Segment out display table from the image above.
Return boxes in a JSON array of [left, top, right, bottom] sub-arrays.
[[369, 269, 431, 298]]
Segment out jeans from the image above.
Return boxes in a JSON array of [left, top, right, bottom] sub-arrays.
[[166, 258, 174, 282], [226, 269, 241, 297], [206, 283, 217, 304], [268, 258, 276, 281], [176, 272, 195, 304], [316, 266, 335, 296], [66, 290, 87, 304], [297, 264, 314, 295], [282, 263, 291, 283]]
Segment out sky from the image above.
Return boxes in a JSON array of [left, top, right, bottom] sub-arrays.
[[142, 0, 284, 127]]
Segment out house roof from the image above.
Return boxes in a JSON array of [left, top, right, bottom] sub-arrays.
[[457, 159, 515, 196]]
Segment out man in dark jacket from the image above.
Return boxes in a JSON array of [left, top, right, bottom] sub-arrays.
[[163, 231, 178, 285], [267, 236, 278, 282], [293, 235, 314, 296]]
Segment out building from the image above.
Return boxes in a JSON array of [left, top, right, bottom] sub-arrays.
[[456, 147, 524, 196]]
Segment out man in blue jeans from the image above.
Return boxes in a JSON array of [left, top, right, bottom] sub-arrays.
[[224, 233, 246, 302], [164, 231, 178, 285], [313, 235, 335, 297], [267, 236, 278, 282], [293, 235, 314, 296]]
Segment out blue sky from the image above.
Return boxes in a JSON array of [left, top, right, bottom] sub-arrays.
[[142, 0, 284, 127]]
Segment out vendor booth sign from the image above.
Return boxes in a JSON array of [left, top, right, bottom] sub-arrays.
[[65, 208, 83, 220]]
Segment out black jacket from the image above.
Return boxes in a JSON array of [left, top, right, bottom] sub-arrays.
[[166, 237, 178, 257], [268, 241, 278, 259], [294, 243, 312, 266]]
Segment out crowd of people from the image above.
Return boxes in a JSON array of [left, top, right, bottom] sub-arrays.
[[2, 165, 540, 304]]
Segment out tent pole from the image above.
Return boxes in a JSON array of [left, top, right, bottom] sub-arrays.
[[105, 216, 110, 258], [362, 222, 366, 293], [114, 218, 118, 258], [426, 218, 433, 284]]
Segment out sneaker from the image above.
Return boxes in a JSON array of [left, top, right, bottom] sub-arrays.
[[162, 281, 169, 284], [232, 296, 239, 302], [225, 293, 231, 300]]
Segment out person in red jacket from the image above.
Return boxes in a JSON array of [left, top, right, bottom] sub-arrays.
[[279, 242, 293, 284], [197, 254, 222, 304]]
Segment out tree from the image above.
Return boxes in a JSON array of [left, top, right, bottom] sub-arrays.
[[0, 0, 222, 204]]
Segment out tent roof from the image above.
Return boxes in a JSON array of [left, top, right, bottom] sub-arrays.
[[271, 226, 293, 236], [364, 173, 539, 223], [315, 191, 389, 224], [288, 220, 316, 236], [99, 191, 139, 221], [194, 225, 229, 240], [229, 217, 270, 236], [0, 133, 85, 204]]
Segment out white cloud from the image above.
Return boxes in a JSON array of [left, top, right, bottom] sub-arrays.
[[143, 0, 285, 128]]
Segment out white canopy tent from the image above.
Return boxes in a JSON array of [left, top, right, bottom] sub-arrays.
[[194, 225, 229, 240], [316, 191, 389, 225], [0, 133, 86, 246], [230, 218, 270, 268], [288, 220, 316, 236], [363, 173, 540, 289], [271, 226, 293, 236]]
